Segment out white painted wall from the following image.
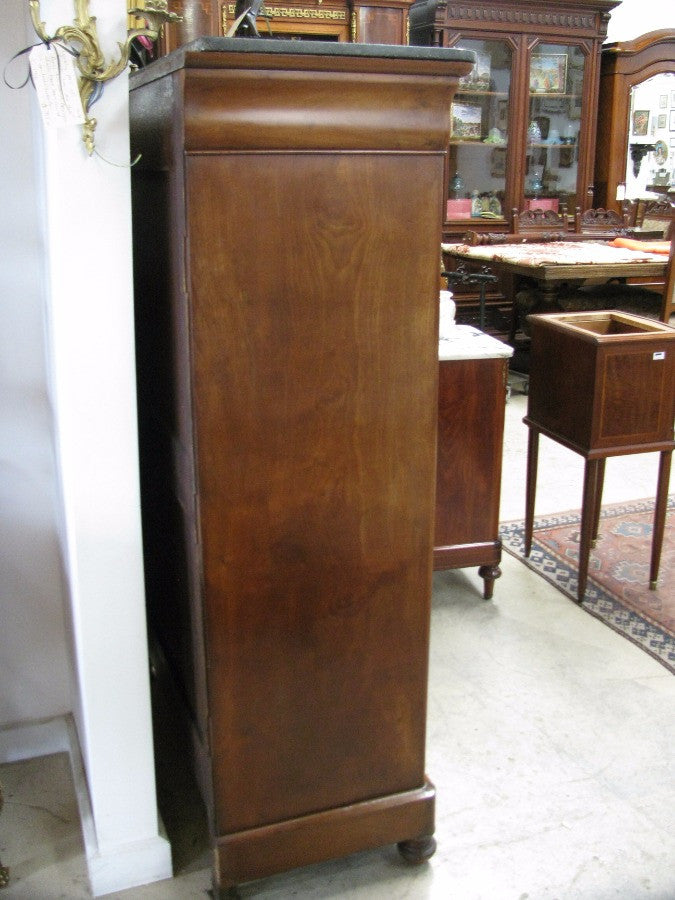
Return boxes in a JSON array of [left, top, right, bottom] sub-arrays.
[[605, 2, 675, 43], [0, 0, 170, 895], [1, 0, 71, 730], [0, 0, 670, 895]]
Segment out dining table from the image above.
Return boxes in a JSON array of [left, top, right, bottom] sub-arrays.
[[441, 238, 670, 320]]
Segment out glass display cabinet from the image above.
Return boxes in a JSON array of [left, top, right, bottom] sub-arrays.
[[409, 0, 620, 241]]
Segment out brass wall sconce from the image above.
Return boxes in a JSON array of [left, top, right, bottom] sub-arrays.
[[29, 0, 180, 154]]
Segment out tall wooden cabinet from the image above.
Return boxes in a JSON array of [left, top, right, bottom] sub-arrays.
[[409, 0, 619, 241], [151, 0, 412, 50], [129, 37, 472, 894]]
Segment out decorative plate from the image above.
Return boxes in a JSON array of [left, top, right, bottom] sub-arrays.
[[654, 139, 668, 166]]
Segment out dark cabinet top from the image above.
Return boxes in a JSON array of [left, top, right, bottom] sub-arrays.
[[130, 35, 475, 87]]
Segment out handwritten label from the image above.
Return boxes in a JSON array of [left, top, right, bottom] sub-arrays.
[[29, 43, 85, 129]]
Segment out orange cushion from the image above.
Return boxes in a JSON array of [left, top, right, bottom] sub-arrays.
[[608, 238, 671, 254]]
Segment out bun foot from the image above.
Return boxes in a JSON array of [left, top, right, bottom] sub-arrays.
[[397, 834, 437, 864], [478, 563, 501, 600]]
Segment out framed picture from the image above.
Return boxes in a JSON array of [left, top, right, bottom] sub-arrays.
[[631, 109, 650, 136], [490, 147, 506, 177], [529, 54, 567, 93], [671, 110, 675, 131], [496, 99, 508, 130], [659, 94, 668, 109], [658, 114, 667, 129], [671, 91, 675, 107], [670, 137, 675, 148], [459, 50, 491, 91], [540, 97, 566, 114], [654, 139, 668, 166], [558, 146, 575, 168], [568, 72, 583, 120], [451, 102, 482, 139]]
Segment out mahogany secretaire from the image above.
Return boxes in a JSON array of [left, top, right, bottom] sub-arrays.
[[129, 37, 472, 894]]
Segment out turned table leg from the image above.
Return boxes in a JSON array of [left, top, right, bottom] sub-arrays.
[[650, 449, 672, 589], [524, 426, 539, 557], [591, 458, 606, 548], [478, 563, 502, 600], [577, 458, 604, 603]]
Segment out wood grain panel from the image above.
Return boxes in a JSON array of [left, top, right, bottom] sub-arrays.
[[186, 150, 442, 832]]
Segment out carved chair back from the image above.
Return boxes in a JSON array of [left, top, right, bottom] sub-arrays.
[[634, 199, 675, 238], [574, 206, 629, 234], [511, 206, 568, 238]]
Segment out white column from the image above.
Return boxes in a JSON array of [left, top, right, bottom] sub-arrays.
[[34, 0, 171, 894]]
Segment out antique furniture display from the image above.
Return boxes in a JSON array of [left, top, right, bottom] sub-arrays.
[[154, 0, 411, 51], [594, 30, 675, 214], [409, 0, 620, 242], [524, 311, 675, 602], [434, 327, 513, 600], [129, 37, 473, 895]]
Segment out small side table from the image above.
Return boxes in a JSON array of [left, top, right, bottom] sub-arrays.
[[434, 325, 513, 599], [523, 311, 675, 603]]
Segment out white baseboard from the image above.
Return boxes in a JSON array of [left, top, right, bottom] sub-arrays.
[[0, 715, 173, 897]]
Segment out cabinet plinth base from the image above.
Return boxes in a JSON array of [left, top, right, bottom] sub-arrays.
[[213, 779, 436, 892]]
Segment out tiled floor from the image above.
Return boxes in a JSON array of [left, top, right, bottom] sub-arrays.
[[1, 385, 674, 899]]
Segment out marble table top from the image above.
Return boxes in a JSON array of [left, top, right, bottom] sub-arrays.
[[439, 325, 514, 361]]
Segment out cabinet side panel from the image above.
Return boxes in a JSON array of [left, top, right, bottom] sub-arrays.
[[595, 345, 675, 448], [527, 324, 597, 450], [186, 151, 441, 834], [435, 357, 506, 546]]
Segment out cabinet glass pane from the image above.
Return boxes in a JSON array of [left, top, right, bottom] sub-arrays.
[[447, 39, 512, 222], [527, 43, 585, 215]]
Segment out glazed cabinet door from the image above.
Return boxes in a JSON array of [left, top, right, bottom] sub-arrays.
[[521, 40, 594, 216], [445, 36, 516, 229]]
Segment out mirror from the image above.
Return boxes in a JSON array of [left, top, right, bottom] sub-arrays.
[[625, 72, 675, 198]]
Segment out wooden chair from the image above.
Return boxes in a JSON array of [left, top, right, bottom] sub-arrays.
[[574, 206, 628, 234], [634, 198, 675, 238], [511, 206, 568, 238]]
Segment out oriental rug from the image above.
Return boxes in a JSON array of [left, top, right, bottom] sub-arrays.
[[500, 497, 675, 674]]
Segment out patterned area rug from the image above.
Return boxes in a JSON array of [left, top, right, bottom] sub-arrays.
[[500, 497, 675, 674]]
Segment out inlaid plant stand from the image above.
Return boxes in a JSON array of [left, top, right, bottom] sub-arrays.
[[523, 311, 675, 602]]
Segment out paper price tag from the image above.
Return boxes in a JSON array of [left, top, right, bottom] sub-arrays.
[[29, 43, 86, 128]]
